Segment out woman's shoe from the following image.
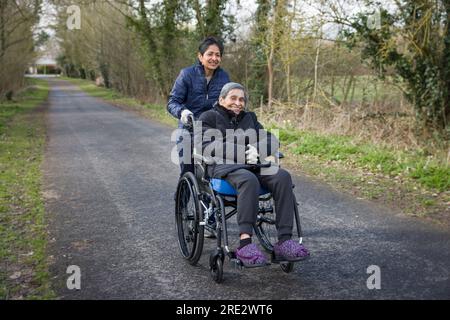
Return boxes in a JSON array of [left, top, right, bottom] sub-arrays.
[[236, 243, 268, 268], [273, 240, 309, 262]]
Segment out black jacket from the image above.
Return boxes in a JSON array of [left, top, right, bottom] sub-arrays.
[[197, 103, 279, 178]]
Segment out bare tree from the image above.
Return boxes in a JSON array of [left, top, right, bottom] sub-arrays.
[[0, 0, 41, 99]]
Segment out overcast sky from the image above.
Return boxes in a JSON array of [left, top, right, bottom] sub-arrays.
[[38, 0, 392, 41]]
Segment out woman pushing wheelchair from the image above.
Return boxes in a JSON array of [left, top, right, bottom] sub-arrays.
[[197, 82, 309, 267]]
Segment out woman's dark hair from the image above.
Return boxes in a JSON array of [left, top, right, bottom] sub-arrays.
[[198, 36, 224, 56]]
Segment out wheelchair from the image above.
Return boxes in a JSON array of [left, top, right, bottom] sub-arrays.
[[174, 116, 306, 283]]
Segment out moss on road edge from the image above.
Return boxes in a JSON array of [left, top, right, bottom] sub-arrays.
[[0, 78, 55, 299]]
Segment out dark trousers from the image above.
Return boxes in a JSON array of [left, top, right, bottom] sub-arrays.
[[225, 168, 295, 241]]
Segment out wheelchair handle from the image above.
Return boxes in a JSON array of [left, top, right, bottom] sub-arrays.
[[186, 113, 195, 129], [181, 113, 195, 131]]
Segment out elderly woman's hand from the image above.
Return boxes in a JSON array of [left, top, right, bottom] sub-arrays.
[[245, 145, 259, 164]]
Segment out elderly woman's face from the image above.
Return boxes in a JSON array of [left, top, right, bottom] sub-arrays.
[[198, 44, 221, 72], [219, 89, 246, 115]]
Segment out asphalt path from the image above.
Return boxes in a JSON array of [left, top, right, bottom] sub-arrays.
[[42, 78, 450, 299]]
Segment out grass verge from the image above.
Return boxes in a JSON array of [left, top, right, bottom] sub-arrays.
[[272, 126, 449, 227], [0, 78, 55, 299], [63, 76, 450, 228]]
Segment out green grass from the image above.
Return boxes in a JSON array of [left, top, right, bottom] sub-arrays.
[[0, 78, 55, 299], [276, 128, 449, 192]]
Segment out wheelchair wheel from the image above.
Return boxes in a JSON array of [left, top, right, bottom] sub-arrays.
[[254, 198, 298, 274], [254, 199, 277, 252], [209, 251, 224, 283], [175, 172, 204, 265], [280, 262, 294, 273], [255, 195, 302, 253]]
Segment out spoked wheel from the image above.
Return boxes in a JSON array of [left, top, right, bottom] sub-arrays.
[[254, 198, 297, 273], [175, 172, 204, 265], [254, 199, 278, 252], [209, 251, 224, 283]]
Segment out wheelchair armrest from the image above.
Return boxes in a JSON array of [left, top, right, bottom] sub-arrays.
[[263, 152, 284, 164], [254, 161, 272, 168], [275, 151, 284, 159], [193, 153, 215, 165]]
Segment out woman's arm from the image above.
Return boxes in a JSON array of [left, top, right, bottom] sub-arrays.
[[167, 69, 189, 119]]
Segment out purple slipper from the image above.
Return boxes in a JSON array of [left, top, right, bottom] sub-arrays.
[[236, 243, 268, 268], [273, 240, 310, 262]]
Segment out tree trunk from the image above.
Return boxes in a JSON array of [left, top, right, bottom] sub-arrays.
[[285, 0, 296, 104], [331, 75, 335, 98], [250, 0, 270, 103], [161, 0, 178, 96], [313, 38, 321, 103], [138, 0, 165, 97], [343, 74, 354, 105], [0, 0, 6, 59], [443, 0, 450, 129], [267, 43, 274, 108], [286, 62, 291, 104], [192, 0, 205, 38], [205, 0, 224, 38], [267, 0, 284, 109]]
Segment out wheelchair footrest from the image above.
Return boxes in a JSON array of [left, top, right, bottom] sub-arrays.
[[229, 253, 271, 269], [271, 252, 309, 264], [271, 257, 290, 264], [230, 258, 244, 270]]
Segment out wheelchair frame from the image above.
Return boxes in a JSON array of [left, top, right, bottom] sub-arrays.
[[174, 116, 305, 283]]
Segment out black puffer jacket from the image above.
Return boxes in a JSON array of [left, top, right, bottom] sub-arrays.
[[197, 103, 279, 178]]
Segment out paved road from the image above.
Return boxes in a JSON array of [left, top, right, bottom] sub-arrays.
[[43, 78, 450, 299]]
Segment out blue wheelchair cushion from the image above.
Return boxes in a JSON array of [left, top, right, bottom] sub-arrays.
[[210, 179, 270, 196]]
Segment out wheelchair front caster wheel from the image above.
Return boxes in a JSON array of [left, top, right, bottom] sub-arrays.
[[210, 253, 224, 283], [280, 262, 294, 273]]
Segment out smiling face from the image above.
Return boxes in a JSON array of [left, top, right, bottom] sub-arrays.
[[219, 88, 246, 115], [198, 44, 222, 75]]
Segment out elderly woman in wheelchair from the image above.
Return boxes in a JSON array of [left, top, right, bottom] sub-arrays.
[[174, 82, 309, 282]]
